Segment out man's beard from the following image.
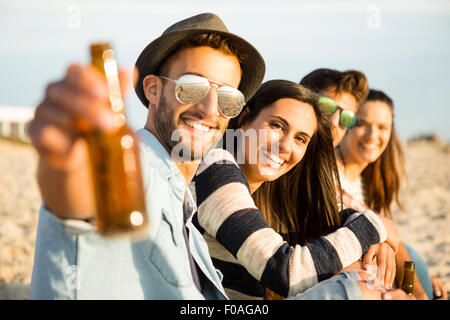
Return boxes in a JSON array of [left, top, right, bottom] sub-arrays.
[[154, 96, 223, 162]]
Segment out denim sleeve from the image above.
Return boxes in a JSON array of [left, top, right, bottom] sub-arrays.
[[287, 270, 363, 300], [29, 205, 81, 299], [29, 163, 176, 299]]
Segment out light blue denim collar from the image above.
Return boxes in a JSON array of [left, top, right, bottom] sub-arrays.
[[137, 128, 188, 198]]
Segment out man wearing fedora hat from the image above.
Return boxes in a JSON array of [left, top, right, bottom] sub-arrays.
[[28, 12, 266, 300], [28, 12, 406, 300]]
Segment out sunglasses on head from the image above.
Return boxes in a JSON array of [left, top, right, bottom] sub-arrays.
[[319, 96, 357, 129], [159, 74, 246, 119]]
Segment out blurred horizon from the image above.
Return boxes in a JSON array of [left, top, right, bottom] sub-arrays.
[[1, 0, 450, 142]]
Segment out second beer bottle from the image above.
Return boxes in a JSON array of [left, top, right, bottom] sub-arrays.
[[400, 260, 415, 296]]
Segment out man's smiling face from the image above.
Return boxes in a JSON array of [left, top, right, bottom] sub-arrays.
[[151, 46, 242, 161]]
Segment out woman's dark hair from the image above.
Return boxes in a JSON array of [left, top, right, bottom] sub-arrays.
[[360, 89, 405, 219], [227, 79, 342, 245]]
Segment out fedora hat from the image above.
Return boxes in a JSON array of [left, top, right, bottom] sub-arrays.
[[134, 12, 265, 108]]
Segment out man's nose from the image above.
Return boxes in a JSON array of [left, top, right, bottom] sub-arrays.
[[196, 86, 220, 118], [330, 110, 340, 129]]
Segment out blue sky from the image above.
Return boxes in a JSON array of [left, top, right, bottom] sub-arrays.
[[1, 0, 450, 141]]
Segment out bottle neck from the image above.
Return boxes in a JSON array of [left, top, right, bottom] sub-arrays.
[[91, 45, 127, 127]]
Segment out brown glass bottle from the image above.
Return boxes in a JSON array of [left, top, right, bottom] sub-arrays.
[[86, 43, 148, 237], [401, 261, 415, 295], [264, 287, 284, 300]]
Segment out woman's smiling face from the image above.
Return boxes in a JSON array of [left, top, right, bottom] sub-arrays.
[[343, 100, 393, 164], [240, 98, 317, 184]]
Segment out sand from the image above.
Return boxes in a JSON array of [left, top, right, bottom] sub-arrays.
[[0, 139, 40, 300], [0, 138, 448, 299], [392, 141, 450, 292]]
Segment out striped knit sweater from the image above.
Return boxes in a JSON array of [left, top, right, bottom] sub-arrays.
[[190, 148, 387, 299]]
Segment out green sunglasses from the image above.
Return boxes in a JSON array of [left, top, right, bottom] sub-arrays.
[[319, 96, 357, 129]]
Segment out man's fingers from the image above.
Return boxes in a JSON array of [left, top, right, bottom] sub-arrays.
[[27, 118, 76, 158], [65, 64, 109, 99], [45, 80, 116, 132], [118, 68, 131, 98], [65, 64, 130, 101], [33, 100, 74, 130], [29, 63, 123, 165], [132, 66, 139, 88], [62, 64, 117, 132]]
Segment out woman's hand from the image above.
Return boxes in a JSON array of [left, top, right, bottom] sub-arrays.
[[357, 282, 416, 300], [362, 242, 396, 289], [432, 278, 448, 300], [376, 215, 401, 254]]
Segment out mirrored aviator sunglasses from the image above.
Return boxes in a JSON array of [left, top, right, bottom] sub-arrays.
[[318, 96, 357, 129], [160, 74, 246, 118]]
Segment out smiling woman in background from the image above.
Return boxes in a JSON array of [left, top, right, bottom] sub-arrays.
[[337, 89, 448, 300], [336, 89, 404, 219]]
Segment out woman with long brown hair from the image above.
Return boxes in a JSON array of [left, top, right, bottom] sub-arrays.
[[190, 80, 398, 299], [336, 89, 404, 219], [337, 89, 447, 300], [229, 80, 343, 246]]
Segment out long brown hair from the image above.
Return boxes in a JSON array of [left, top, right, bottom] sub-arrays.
[[227, 80, 342, 245], [360, 89, 406, 219]]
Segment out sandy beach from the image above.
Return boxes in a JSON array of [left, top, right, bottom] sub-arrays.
[[0, 137, 448, 300]]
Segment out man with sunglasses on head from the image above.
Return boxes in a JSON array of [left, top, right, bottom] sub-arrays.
[[300, 68, 367, 147], [300, 69, 424, 301], [28, 13, 409, 300]]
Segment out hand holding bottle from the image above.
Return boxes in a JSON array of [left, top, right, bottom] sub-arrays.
[[28, 57, 131, 221]]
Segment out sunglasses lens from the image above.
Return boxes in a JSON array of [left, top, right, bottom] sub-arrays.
[[319, 96, 338, 114], [340, 110, 357, 129], [175, 74, 210, 104], [173, 74, 245, 118], [217, 86, 245, 118]]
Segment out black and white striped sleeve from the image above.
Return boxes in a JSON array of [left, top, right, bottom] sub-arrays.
[[192, 148, 387, 297]]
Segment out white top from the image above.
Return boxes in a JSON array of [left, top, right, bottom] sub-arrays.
[[338, 168, 368, 212], [340, 172, 366, 203]]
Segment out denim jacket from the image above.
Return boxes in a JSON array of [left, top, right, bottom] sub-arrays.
[[29, 129, 227, 300]]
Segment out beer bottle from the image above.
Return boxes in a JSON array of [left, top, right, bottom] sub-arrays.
[[85, 43, 148, 237], [400, 261, 415, 295], [264, 287, 284, 300]]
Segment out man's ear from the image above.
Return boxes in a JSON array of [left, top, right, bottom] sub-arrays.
[[142, 74, 161, 108]]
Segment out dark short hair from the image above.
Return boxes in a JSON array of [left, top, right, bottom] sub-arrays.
[[157, 32, 245, 78], [300, 68, 369, 105]]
